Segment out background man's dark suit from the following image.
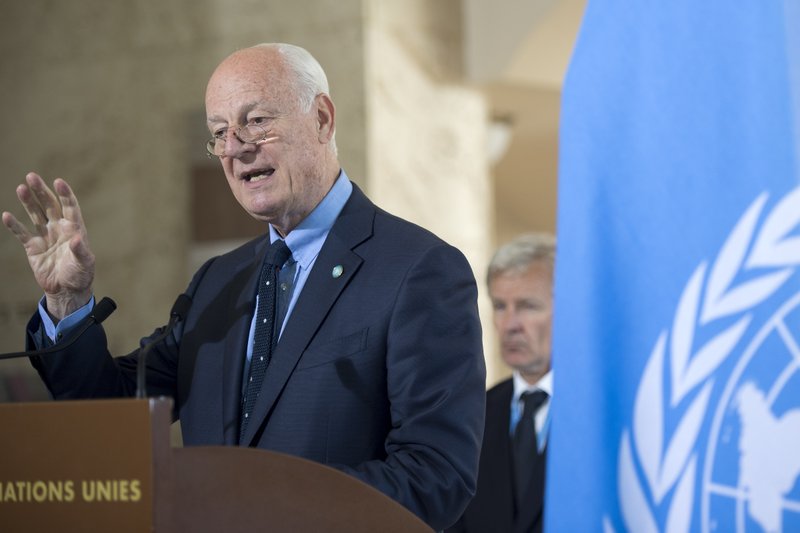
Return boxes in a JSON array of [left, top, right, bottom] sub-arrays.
[[448, 378, 545, 533], [448, 232, 555, 533], [28, 183, 486, 531]]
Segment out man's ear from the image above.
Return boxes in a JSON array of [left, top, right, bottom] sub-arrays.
[[315, 93, 336, 144]]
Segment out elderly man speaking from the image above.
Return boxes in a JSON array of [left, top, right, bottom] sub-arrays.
[[2, 43, 486, 531]]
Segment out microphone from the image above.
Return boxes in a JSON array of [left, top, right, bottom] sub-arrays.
[[135, 293, 192, 399], [0, 297, 117, 361]]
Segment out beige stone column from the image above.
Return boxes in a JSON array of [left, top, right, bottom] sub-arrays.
[[362, 0, 499, 386]]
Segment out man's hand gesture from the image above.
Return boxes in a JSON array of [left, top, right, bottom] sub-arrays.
[[2, 172, 95, 320]]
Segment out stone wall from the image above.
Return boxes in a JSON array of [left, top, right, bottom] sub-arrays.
[[363, 0, 497, 381]]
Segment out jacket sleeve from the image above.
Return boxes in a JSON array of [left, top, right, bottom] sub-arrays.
[[338, 243, 486, 531], [28, 257, 217, 402]]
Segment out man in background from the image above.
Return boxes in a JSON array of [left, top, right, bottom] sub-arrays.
[[449, 233, 555, 533]]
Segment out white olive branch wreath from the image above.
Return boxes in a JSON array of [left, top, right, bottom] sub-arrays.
[[603, 186, 800, 533]]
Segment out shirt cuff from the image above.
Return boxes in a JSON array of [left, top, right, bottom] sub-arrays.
[[38, 296, 96, 342]]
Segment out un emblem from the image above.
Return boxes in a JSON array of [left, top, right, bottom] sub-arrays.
[[605, 187, 800, 533], [703, 291, 800, 533]]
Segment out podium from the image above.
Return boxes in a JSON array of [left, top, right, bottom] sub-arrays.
[[0, 398, 432, 532]]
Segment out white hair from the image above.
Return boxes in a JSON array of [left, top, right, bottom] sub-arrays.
[[253, 43, 337, 154], [487, 232, 556, 285]]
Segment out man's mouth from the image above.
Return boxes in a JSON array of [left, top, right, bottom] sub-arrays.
[[502, 340, 528, 351], [241, 168, 275, 182]]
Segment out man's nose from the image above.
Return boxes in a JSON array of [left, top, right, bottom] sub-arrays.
[[498, 311, 523, 333], [223, 129, 256, 158]]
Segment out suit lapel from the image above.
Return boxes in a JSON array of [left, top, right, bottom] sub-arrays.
[[222, 238, 268, 446], [492, 381, 517, 527], [489, 381, 516, 501], [240, 184, 374, 446]]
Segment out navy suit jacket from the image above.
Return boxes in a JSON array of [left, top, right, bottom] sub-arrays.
[[447, 378, 545, 533], [29, 183, 486, 531]]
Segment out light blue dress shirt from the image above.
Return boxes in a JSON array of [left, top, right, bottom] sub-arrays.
[[241, 171, 353, 381]]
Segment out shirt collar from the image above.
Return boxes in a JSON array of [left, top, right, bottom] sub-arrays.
[[268, 169, 353, 269], [512, 369, 553, 403]]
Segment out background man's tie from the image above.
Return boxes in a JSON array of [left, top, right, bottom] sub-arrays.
[[513, 389, 549, 508]]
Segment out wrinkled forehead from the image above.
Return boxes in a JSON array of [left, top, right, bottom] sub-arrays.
[[205, 49, 295, 116], [490, 260, 554, 286]]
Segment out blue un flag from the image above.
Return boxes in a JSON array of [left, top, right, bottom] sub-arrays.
[[548, 1, 800, 532]]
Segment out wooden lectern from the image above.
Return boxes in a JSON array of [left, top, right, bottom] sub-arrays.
[[0, 398, 432, 533]]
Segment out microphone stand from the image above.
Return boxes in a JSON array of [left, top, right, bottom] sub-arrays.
[[135, 294, 192, 399]]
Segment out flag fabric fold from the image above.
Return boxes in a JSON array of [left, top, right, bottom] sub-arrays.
[[549, 1, 800, 531]]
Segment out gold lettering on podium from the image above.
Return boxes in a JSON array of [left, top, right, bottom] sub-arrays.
[[81, 479, 143, 502], [0, 480, 141, 503], [0, 481, 76, 503]]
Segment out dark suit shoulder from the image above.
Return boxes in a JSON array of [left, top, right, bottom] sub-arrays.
[[373, 206, 448, 248], [346, 182, 460, 254], [486, 378, 514, 405], [213, 234, 266, 263], [187, 234, 266, 289], [484, 378, 513, 436]]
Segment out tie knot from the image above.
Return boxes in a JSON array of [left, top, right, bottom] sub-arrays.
[[520, 390, 548, 416], [265, 239, 292, 268]]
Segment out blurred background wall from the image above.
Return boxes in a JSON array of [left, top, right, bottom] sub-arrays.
[[0, 0, 584, 399]]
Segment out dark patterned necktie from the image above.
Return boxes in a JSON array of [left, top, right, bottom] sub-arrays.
[[240, 239, 292, 442], [513, 389, 549, 504]]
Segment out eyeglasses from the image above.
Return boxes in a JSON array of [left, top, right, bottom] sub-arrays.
[[205, 124, 277, 158]]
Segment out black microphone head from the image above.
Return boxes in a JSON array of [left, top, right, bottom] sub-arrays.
[[170, 293, 193, 321], [91, 297, 117, 324]]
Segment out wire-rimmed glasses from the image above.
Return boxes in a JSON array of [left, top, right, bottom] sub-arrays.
[[205, 124, 276, 158]]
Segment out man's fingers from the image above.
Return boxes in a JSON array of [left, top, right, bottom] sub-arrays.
[[15, 183, 48, 233], [8, 173, 86, 249], [27, 172, 63, 222], [1, 211, 33, 245], [54, 179, 85, 227], [69, 234, 94, 264]]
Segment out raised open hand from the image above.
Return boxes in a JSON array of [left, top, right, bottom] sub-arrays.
[[2, 172, 95, 320]]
